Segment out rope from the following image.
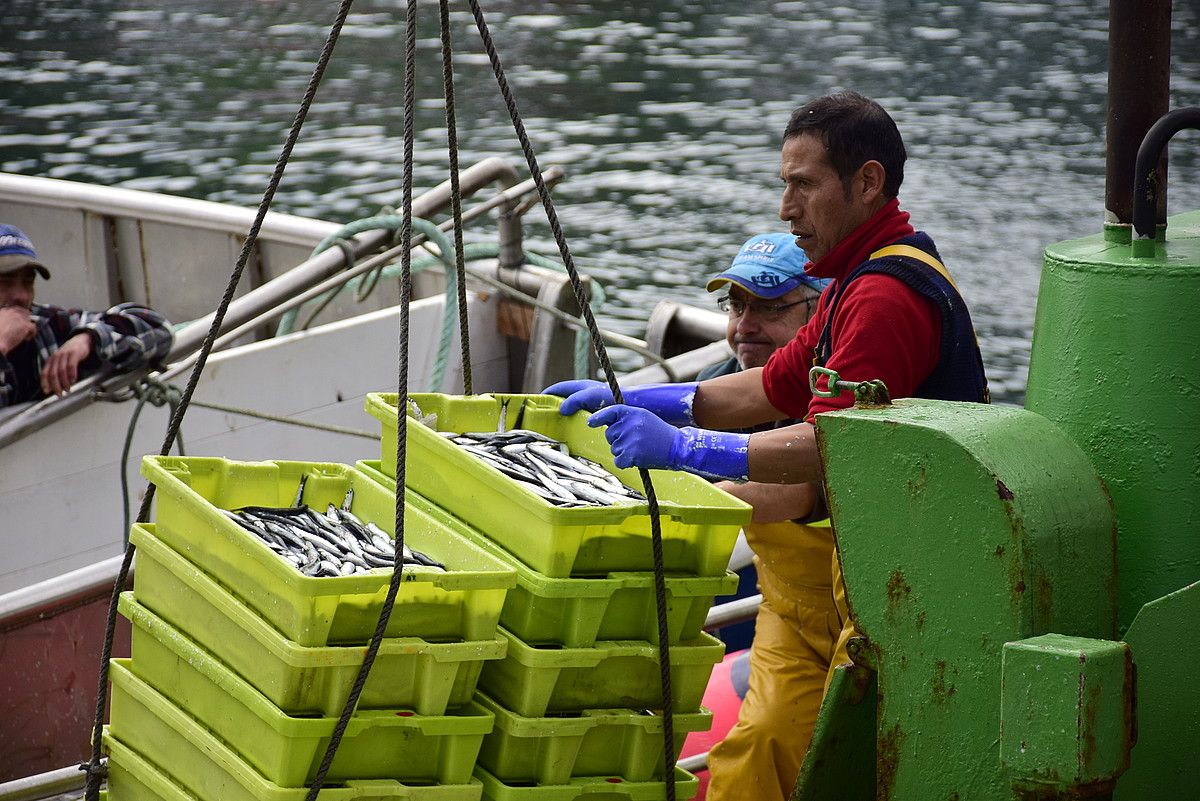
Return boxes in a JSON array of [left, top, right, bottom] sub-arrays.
[[466, 3, 677, 797], [276, 216, 466, 392], [303, 0, 416, 794], [278, 225, 606, 382], [439, 0, 473, 394], [82, 3, 357, 797], [119, 380, 184, 547]]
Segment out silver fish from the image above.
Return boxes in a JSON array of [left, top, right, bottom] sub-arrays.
[[227, 476, 446, 577], [444, 429, 646, 507]]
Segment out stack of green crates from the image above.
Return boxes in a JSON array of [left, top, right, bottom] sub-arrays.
[[102, 456, 520, 801], [363, 392, 754, 801]]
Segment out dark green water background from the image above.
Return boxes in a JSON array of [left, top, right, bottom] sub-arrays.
[[1, 0, 1197, 402]]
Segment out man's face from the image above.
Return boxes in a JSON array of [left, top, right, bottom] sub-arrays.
[[0, 266, 35, 309], [778, 133, 874, 263], [723, 283, 818, 369]]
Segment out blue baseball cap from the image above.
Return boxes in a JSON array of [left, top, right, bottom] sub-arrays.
[[706, 232, 828, 299], [0, 225, 50, 279]]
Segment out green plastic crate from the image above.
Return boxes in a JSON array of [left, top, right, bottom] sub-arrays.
[[474, 692, 711, 785], [116, 589, 493, 787], [365, 393, 750, 578], [102, 687, 483, 801], [474, 765, 697, 801], [127, 525, 504, 716], [477, 627, 725, 718], [141, 455, 516, 645], [357, 460, 737, 647]]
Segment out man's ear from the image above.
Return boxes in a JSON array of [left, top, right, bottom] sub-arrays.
[[856, 160, 886, 205]]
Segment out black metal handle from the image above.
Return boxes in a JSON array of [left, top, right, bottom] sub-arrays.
[[1132, 107, 1200, 240]]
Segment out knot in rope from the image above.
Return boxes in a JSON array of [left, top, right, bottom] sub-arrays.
[[132, 376, 183, 408], [79, 759, 108, 781]]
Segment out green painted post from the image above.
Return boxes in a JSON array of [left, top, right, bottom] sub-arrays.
[[808, 399, 1115, 800], [1001, 634, 1134, 796], [1026, 210, 1200, 633]]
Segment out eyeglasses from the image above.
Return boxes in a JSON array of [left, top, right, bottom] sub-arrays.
[[717, 293, 819, 320]]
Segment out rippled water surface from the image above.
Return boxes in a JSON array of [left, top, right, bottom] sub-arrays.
[[2, 0, 1198, 402]]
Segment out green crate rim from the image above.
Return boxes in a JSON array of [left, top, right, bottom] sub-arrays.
[[366, 392, 751, 526], [141, 454, 517, 593], [356, 460, 740, 597], [125, 526, 507, 665]]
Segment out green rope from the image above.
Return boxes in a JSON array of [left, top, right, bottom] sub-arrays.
[[274, 215, 608, 381], [276, 215, 465, 393]]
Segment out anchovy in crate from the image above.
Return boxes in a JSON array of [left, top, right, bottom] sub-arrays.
[[442, 429, 647, 507], [221, 476, 445, 578]]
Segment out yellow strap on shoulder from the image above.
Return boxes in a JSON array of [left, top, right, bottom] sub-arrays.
[[869, 244, 959, 291]]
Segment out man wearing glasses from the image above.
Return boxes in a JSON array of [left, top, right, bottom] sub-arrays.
[[699, 232, 827, 382], [697, 232, 841, 801]]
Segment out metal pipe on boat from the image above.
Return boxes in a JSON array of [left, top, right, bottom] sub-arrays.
[[1131, 107, 1200, 241], [620, 341, 732, 385], [156, 169, 565, 382], [0, 761, 94, 801], [168, 157, 527, 359], [1103, 0, 1171, 229], [456, 265, 679, 379], [643, 301, 727, 358], [704, 593, 762, 630]]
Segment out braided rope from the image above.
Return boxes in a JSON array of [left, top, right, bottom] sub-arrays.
[[439, 0, 473, 394], [465, 2, 677, 795], [302, 0, 416, 795], [83, 2, 357, 798]]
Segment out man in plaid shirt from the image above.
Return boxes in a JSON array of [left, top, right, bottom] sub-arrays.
[[0, 224, 174, 408]]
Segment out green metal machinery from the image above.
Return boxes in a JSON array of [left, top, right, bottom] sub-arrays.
[[787, 11, 1197, 796]]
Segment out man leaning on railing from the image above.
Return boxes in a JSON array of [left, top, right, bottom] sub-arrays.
[[0, 224, 173, 408]]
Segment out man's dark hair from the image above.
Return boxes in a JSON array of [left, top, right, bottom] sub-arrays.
[[783, 91, 906, 198]]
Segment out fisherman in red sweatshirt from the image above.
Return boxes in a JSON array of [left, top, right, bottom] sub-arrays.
[[548, 91, 988, 801]]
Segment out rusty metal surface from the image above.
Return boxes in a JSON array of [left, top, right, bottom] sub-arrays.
[[0, 593, 130, 783], [811, 399, 1116, 800]]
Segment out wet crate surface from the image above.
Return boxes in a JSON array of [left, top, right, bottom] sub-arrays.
[[115, 591, 493, 787], [474, 692, 711, 785], [478, 628, 724, 718], [365, 393, 749, 578], [357, 460, 737, 647], [474, 764, 698, 801], [128, 525, 504, 716], [141, 455, 515, 646], [102, 692, 484, 801]]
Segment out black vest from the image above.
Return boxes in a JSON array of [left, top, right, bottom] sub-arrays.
[[814, 232, 990, 404]]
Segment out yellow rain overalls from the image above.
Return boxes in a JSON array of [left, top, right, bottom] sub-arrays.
[[705, 518, 841, 801]]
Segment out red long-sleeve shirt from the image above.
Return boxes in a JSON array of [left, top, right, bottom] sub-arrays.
[[761, 273, 941, 421]]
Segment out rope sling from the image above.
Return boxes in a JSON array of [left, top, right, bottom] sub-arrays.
[[82, 2, 681, 799]]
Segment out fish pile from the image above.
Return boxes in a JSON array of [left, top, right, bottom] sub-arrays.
[[441, 429, 646, 507], [221, 479, 445, 578]]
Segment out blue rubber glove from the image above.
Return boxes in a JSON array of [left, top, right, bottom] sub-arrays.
[[588, 405, 750, 481], [543, 379, 699, 426]]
